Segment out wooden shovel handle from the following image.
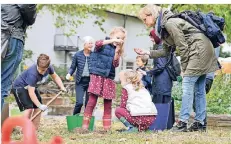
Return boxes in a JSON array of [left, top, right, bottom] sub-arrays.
[[30, 85, 70, 121]]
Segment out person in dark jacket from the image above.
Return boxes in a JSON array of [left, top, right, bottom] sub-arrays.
[[66, 36, 95, 115], [136, 5, 219, 132], [148, 29, 175, 129], [136, 55, 152, 93], [1, 4, 37, 110]]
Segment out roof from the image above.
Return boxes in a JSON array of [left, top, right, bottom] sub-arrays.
[[105, 10, 138, 18], [104, 5, 142, 18]]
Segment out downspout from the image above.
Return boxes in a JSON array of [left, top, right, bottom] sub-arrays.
[[122, 15, 127, 70]]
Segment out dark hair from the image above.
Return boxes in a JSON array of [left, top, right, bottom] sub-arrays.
[[136, 55, 149, 66], [37, 54, 50, 68]]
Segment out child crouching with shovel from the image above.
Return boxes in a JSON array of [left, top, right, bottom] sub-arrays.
[[12, 54, 67, 130]]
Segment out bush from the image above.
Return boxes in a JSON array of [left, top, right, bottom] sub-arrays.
[[50, 65, 69, 82], [206, 74, 231, 114], [171, 74, 231, 114]]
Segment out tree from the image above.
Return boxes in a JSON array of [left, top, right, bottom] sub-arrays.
[[37, 4, 143, 36], [171, 4, 231, 42], [37, 4, 230, 42]]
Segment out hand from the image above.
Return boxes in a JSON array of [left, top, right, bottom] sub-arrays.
[[38, 104, 48, 111], [66, 74, 71, 80], [60, 87, 67, 93], [137, 68, 147, 76], [134, 48, 150, 55], [113, 39, 124, 44]]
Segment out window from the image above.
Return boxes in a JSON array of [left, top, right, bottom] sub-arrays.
[[126, 62, 134, 70]]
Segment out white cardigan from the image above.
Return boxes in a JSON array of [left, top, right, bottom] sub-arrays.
[[123, 84, 158, 116]]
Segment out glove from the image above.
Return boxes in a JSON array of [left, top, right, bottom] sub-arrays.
[[205, 78, 213, 94], [38, 104, 48, 111], [66, 74, 71, 80], [60, 87, 67, 93]]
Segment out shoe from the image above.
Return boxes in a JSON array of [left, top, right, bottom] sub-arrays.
[[172, 121, 188, 132], [123, 127, 138, 133], [188, 121, 206, 132]]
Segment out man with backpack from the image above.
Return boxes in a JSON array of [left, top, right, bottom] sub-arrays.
[[136, 4, 221, 132], [1, 4, 37, 110]]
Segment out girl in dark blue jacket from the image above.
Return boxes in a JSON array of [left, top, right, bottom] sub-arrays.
[[149, 29, 175, 129]]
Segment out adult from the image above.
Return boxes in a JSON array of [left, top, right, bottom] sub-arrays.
[[1, 4, 37, 110], [135, 4, 219, 132], [191, 46, 220, 131], [66, 36, 94, 115]]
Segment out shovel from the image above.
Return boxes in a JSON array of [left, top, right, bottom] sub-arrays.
[[30, 85, 70, 121]]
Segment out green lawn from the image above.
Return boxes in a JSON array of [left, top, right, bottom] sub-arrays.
[[11, 117, 231, 144]]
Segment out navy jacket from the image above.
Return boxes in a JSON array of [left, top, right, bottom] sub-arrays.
[[138, 67, 152, 94], [148, 44, 173, 96], [89, 37, 116, 80], [68, 50, 91, 84]]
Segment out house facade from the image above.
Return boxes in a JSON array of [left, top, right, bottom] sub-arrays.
[[24, 8, 153, 81]]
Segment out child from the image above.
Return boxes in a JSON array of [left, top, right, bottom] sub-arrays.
[[80, 27, 127, 132], [66, 36, 94, 115], [115, 70, 157, 132], [148, 29, 175, 129], [136, 55, 152, 93], [12, 54, 66, 129]]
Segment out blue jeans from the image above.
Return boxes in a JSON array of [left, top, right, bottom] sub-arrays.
[[73, 77, 90, 115], [179, 75, 206, 124], [1, 38, 24, 110]]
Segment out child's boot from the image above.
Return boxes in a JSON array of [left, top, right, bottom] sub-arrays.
[[76, 113, 91, 134], [103, 115, 112, 131], [119, 117, 138, 133]]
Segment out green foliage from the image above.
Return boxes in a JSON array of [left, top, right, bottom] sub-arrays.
[[36, 4, 230, 41], [52, 65, 67, 81], [13, 49, 33, 79], [220, 46, 231, 58], [171, 74, 231, 114], [37, 4, 144, 36], [207, 74, 231, 114], [172, 4, 231, 42], [37, 4, 110, 35]]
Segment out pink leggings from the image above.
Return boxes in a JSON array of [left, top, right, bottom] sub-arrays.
[[115, 107, 156, 131], [84, 93, 112, 129]]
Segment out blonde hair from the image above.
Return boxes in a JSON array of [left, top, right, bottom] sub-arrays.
[[124, 70, 144, 91], [109, 26, 127, 55], [138, 4, 161, 23]]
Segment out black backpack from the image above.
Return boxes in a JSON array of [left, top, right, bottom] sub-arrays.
[[165, 47, 181, 81], [19, 4, 37, 26], [168, 10, 225, 48], [147, 47, 181, 81]]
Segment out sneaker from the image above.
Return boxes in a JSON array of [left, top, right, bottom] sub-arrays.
[[123, 127, 138, 133], [188, 121, 206, 132], [172, 121, 188, 132]]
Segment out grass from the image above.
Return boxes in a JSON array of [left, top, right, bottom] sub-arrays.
[[11, 117, 231, 144]]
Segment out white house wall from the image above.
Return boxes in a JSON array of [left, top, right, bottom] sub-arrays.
[[24, 9, 153, 80]]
